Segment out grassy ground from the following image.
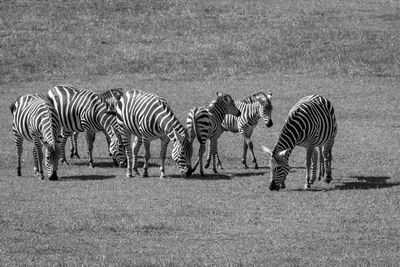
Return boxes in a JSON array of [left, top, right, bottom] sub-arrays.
[[1, 0, 400, 266]]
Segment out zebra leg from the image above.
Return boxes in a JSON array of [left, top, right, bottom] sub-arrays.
[[216, 152, 223, 170], [159, 137, 169, 179], [204, 141, 211, 169], [323, 138, 335, 183], [241, 140, 249, 169], [60, 131, 71, 165], [197, 141, 206, 176], [247, 140, 259, 169], [121, 131, 133, 178], [310, 147, 318, 184], [210, 138, 218, 174], [86, 131, 96, 168], [132, 136, 142, 177], [142, 139, 151, 178], [70, 132, 80, 159], [33, 139, 44, 180], [304, 147, 314, 189], [15, 134, 23, 177], [318, 146, 325, 180]]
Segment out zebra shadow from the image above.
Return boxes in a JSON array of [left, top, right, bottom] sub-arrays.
[[333, 176, 399, 190], [290, 176, 399, 191], [177, 173, 233, 180], [60, 175, 116, 181]]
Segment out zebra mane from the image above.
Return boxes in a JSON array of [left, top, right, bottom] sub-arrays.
[[240, 92, 270, 104]]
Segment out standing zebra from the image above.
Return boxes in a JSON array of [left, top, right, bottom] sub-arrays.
[[187, 92, 241, 176], [10, 94, 60, 180], [69, 88, 125, 167], [113, 89, 193, 178], [262, 95, 337, 190], [47, 85, 124, 168], [217, 92, 273, 169]]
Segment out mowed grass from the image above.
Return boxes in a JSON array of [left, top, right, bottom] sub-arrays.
[[1, 0, 400, 266]]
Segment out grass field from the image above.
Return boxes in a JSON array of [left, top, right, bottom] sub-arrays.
[[1, 0, 400, 266]]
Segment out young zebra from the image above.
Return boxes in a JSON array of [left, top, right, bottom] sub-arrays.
[[47, 85, 125, 168], [217, 92, 273, 170], [262, 95, 337, 190], [10, 94, 60, 180], [69, 88, 126, 167], [113, 89, 193, 179], [187, 92, 241, 176]]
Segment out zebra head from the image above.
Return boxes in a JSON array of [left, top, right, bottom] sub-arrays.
[[262, 146, 290, 191], [42, 141, 60, 181], [172, 129, 193, 177], [255, 92, 273, 128], [216, 92, 241, 117]]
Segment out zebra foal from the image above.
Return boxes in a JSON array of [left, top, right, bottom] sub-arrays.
[[113, 89, 193, 178], [262, 95, 337, 190], [218, 92, 273, 169], [47, 85, 124, 168], [10, 94, 60, 180], [187, 92, 241, 176]]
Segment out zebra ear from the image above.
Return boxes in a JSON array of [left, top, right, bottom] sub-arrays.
[[261, 146, 272, 155], [266, 92, 272, 100], [216, 92, 222, 97], [278, 150, 290, 157], [255, 94, 267, 105], [110, 89, 123, 101]]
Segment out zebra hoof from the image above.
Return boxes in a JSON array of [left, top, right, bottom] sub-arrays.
[[126, 173, 133, 178], [325, 176, 332, 183], [88, 162, 94, 168], [269, 182, 280, 191], [142, 172, 149, 178], [254, 164, 258, 170], [160, 173, 167, 179], [213, 169, 218, 174], [304, 184, 311, 190]]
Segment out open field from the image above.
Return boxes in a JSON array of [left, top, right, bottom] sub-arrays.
[[1, 0, 400, 266]]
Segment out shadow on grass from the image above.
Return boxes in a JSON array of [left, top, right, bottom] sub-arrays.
[[71, 160, 158, 169], [290, 176, 399, 191], [61, 175, 116, 181], [173, 173, 233, 180], [333, 176, 399, 190]]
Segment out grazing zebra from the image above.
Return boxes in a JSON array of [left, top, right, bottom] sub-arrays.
[[187, 92, 241, 176], [69, 88, 126, 167], [47, 85, 124, 168], [10, 94, 60, 180], [113, 89, 193, 178], [262, 95, 337, 190], [217, 92, 273, 169]]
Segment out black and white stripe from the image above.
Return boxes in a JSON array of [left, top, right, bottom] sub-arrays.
[[69, 88, 126, 166], [10, 94, 60, 180], [47, 85, 124, 168], [113, 89, 193, 178], [262, 95, 337, 190], [220, 92, 273, 169], [187, 92, 241, 176]]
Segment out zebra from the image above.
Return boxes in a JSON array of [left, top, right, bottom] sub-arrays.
[[112, 89, 193, 179], [216, 92, 273, 170], [10, 94, 60, 180], [262, 95, 337, 190], [47, 85, 125, 168], [69, 88, 126, 167], [187, 92, 241, 176]]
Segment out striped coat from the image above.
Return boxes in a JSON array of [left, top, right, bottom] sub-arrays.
[[113, 89, 193, 178], [262, 95, 337, 190], [10, 94, 60, 180]]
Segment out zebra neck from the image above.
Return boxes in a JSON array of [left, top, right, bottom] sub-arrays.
[[273, 118, 299, 155], [164, 118, 186, 141]]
